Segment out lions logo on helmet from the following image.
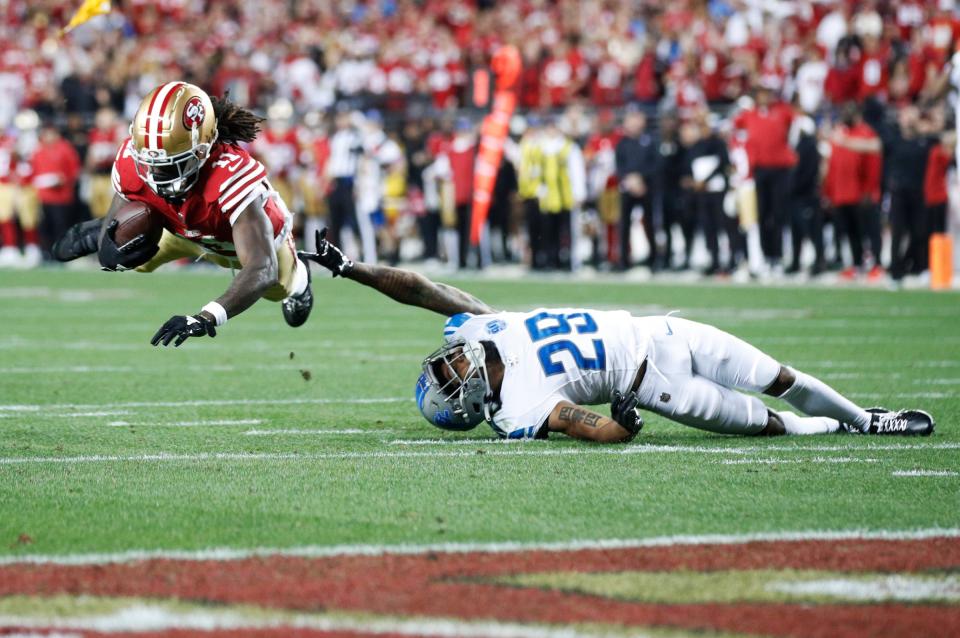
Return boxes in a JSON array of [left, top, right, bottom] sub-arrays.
[[130, 82, 218, 199]]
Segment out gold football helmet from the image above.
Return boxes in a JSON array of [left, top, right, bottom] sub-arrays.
[[130, 82, 218, 198]]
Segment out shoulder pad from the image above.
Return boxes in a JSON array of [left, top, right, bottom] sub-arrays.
[[443, 312, 474, 339]]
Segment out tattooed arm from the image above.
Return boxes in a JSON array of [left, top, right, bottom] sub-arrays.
[[300, 228, 495, 316], [345, 262, 496, 316], [546, 401, 635, 443]]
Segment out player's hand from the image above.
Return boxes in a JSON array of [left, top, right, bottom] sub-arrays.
[[297, 228, 354, 277], [98, 219, 159, 272], [611, 390, 644, 436], [150, 314, 216, 347]]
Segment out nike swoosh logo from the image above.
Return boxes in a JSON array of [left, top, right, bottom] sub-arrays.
[[665, 321, 673, 336]]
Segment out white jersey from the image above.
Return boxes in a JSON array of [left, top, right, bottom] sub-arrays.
[[443, 308, 648, 439]]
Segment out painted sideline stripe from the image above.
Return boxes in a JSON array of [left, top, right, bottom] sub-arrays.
[[892, 470, 959, 477], [0, 397, 408, 413], [0, 606, 628, 638], [1, 442, 957, 466], [1, 527, 958, 567]]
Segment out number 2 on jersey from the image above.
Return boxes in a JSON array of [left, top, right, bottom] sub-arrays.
[[524, 311, 606, 376]]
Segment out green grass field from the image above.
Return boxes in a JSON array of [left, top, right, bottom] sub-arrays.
[[1, 267, 957, 559]]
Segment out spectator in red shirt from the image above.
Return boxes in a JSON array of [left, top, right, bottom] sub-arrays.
[[32, 121, 81, 259], [446, 117, 476, 269], [633, 43, 660, 105], [733, 80, 796, 270], [824, 103, 883, 278], [856, 35, 889, 101], [924, 131, 955, 237]]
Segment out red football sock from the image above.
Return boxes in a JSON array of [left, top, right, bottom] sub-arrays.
[[22, 228, 38, 246], [0, 220, 16, 247]]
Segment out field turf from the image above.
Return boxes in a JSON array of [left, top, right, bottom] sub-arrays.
[[0, 267, 958, 637]]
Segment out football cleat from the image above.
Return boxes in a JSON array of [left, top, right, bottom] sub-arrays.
[[842, 407, 935, 436], [281, 257, 313, 327], [52, 218, 104, 262]]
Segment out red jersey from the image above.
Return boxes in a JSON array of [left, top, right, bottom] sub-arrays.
[[111, 138, 290, 258], [924, 144, 951, 207], [251, 128, 301, 180], [87, 126, 125, 174], [584, 131, 622, 190], [633, 52, 659, 103], [733, 103, 796, 169], [590, 58, 624, 106], [32, 138, 80, 205], [856, 51, 889, 100], [824, 123, 881, 206]]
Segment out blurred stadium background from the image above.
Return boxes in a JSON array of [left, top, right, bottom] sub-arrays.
[[2, 0, 960, 282]]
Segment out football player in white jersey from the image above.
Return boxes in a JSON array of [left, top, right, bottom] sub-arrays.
[[302, 230, 935, 442]]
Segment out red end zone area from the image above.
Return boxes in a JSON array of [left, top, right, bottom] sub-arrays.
[[1, 536, 958, 637]]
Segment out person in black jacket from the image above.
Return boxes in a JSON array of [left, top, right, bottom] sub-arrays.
[[658, 112, 694, 270], [615, 107, 660, 271], [868, 106, 936, 280], [683, 111, 742, 275], [787, 115, 824, 275]]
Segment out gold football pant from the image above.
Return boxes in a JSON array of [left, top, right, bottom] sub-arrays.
[[0, 184, 40, 229], [136, 230, 299, 301], [89, 175, 114, 218]]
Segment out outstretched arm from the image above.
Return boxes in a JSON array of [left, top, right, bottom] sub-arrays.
[[301, 229, 495, 316], [346, 263, 495, 316]]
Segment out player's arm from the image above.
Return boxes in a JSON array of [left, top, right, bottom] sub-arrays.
[[547, 391, 645, 443], [210, 199, 280, 317], [151, 200, 278, 347], [300, 228, 495, 316]]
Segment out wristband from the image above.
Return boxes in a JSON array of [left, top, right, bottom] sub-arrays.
[[201, 301, 228, 327]]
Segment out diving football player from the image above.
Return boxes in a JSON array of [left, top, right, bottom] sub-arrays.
[[53, 82, 314, 346]]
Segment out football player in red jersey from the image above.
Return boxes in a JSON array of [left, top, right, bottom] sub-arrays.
[[52, 82, 314, 347]]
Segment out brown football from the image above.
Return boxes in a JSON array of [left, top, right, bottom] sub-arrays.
[[112, 201, 164, 248]]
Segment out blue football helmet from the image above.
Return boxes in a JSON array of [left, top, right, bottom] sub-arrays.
[[415, 339, 491, 431]]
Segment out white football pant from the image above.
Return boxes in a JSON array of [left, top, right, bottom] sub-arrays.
[[633, 316, 780, 435]]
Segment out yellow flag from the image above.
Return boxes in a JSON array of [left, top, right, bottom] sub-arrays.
[[62, 0, 111, 34]]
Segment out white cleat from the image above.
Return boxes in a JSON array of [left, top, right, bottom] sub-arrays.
[[18, 244, 42, 269], [0, 246, 22, 268]]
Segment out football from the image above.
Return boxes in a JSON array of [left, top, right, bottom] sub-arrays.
[[112, 201, 164, 248]]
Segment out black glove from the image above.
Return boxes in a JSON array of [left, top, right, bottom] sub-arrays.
[[150, 314, 216, 347], [297, 228, 354, 277], [611, 390, 644, 436], [98, 219, 160, 272]]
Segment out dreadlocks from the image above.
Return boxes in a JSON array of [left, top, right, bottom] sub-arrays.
[[211, 94, 264, 145]]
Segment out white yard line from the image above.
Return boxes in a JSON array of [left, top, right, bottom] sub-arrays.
[[0, 528, 957, 567], [243, 429, 391, 436], [892, 470, 959, 477], [107, 419, 264, 428], [1, 442, 957, 467], [849, 392, 955, 400], [51, 411, 133, 418], [0, 397, 409, 413], [720, 456, 879, 466], [791, 360, 960, 368]]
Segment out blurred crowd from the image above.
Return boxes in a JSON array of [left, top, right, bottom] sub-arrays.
[[1, 0, 958, 282]]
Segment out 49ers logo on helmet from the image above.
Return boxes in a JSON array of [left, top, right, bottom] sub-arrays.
[[182, 96, 206, 129]]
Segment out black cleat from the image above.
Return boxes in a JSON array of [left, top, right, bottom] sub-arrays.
[[52, 218, 103, 262], [282, 257, 314, 327], [844, 407, 935, 436]]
